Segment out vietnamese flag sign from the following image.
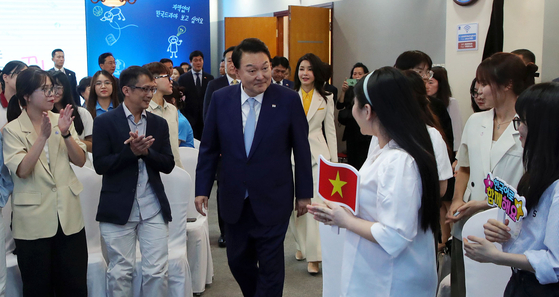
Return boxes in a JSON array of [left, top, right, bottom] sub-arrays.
[[317, 155, 360, 215]]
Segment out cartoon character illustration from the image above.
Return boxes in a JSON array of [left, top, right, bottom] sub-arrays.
[[167, 35, 183, 58], [100, 8, 125, 23]]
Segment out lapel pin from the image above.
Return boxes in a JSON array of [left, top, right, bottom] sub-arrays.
[[55, 131, 59, 134], [272, 104, 277, 108]]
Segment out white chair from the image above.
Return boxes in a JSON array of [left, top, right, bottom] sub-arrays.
[[72, 164, 107, 297], [178, 147, 213, 294], [319, 223, 346, 297], [132, 167, 194, 297], [462, 208, 511, 297], [4, 201, 22, 297]]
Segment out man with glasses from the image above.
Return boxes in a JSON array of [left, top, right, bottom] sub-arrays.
[[144, 62, 183, 169], [93, 66, 175, 297], [48, 49, 80, 106]]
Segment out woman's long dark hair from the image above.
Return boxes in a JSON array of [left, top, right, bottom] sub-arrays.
[[8, 69, 51, 122], [87, 70, 119, 119], [431, 66, 452, 107], [293, 53, 330, 101], [516, 83, 559, 211], [52, 72, 84, 135], [354, 67, 440, 233], [402, 70, 443, 132], [1, 61, 27, 93]]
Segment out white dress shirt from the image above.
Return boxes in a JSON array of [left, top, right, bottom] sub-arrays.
[[341, 137, 437, 297], [240, 83, 263, 132], [503, 180, 559, 285], [427, 126, 453, 181]]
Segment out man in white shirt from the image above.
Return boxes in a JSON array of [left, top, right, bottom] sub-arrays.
[[48, 49, 79, 105]]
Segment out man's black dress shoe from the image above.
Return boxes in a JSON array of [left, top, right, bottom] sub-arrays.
[[218, 235, 226, 248]]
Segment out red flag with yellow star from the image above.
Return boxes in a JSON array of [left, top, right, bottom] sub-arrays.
[[317, 155, 360, 215]]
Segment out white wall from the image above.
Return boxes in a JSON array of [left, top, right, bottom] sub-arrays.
[[542, 0, 559, 81]]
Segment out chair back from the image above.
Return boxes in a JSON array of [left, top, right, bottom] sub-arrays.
[[161, 167, 190, 249], [72, 164, 103, 254], [178, 147, 199, 218], [462, 208, 511, 297]]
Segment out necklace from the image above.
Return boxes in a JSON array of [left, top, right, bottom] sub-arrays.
[[494, 118, 512, 130]]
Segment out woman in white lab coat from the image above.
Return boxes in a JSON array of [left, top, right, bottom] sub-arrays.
[[289, 53, 337, 274], [308, 67, 440, 296]]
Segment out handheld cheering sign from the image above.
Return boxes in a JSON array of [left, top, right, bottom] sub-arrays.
[[317, 155, 360, 234], [484, 173, 528, 223]]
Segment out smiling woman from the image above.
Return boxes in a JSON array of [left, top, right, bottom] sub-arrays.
[[3, 68, 88, 296]]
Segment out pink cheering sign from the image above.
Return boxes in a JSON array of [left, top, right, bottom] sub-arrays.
[[484, 173, 528, 222]]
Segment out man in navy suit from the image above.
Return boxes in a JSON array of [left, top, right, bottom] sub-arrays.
[[178, 50, 214, 140], [195, 38, 313, 297], [93, 66, 175, 297], [202, 46, 239, 248], [271, 56, 294, 89], [203, 46, 239, 121], [48, 49, 80, 106]]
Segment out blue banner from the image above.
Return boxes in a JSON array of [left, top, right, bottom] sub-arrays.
[[85, 1, 210, 77]]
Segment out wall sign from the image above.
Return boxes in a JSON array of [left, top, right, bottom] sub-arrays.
[[85, 1, 210, 77], [457, 23, 478, 51]]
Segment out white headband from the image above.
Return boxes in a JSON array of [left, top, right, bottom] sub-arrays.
[[362, 71, 374, 105]]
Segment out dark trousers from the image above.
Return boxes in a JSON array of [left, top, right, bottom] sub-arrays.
[[451, 238, 466, 297], [504, 270, 559, 297], [14, 224, 88, 297], [225, 199, 289, 297]]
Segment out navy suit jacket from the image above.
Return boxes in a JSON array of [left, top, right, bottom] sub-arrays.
[[272, 79, 294, 89], [48, 67, 79, 106], [195, 84, 313, 226], [92, 104, 175, 225], [202, 75, 230, 121], [178, 70, 214, 139]]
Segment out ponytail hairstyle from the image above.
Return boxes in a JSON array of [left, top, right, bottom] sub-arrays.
[[293, 53, 330, 101], [476, 52, 538, 98], [51, 71, 84, 135], [431, 66, 452, 107], [0, 60, 27, 93], [8, 68, 52, 122], [516, 83, 559, 212], [354, 67, 440, 233]]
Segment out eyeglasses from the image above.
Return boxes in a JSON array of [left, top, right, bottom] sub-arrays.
[[38, 85, 56, 96], [470, 90, 481, 98], [512, 116, 524, 131], [129, 85, 157, 94], [154, 74, 170, 81], [54, 85, 64, 94], [95, 81, 112, 86], [414, 68, 434, 80]]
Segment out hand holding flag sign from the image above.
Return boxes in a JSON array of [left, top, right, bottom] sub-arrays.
[[317, 155, 360, 215]]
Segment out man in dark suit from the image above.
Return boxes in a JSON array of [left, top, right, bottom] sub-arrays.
[[271, 56, 294, 89], [195, 38, 313, 297], [203, 46, 239, 121], [48, 49, 80, 106], [178, 50, 214, 140], [93, 66, 175, 297], [201, 46, 239, 248]]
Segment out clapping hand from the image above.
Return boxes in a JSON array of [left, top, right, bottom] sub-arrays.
[[124, 130, 154, 156], [39, 112, 52, 140], [58, 104, 75, 137]]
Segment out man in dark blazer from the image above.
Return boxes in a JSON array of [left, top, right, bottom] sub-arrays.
[[195, 38, 313, 297], [48, 49, 80, 106], [178, 50, 214, 140], [201, 46, 239, 248], [203, 46, 239, 121], [93, 66, 175, 296], [271, 56, 294, 89]]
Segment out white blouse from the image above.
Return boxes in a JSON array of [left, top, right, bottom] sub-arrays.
[[341, 137, 437, 297], [428, 126, 453, 181]]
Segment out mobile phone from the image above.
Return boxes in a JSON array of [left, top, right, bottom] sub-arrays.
[[346, 78, 357, 87]]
